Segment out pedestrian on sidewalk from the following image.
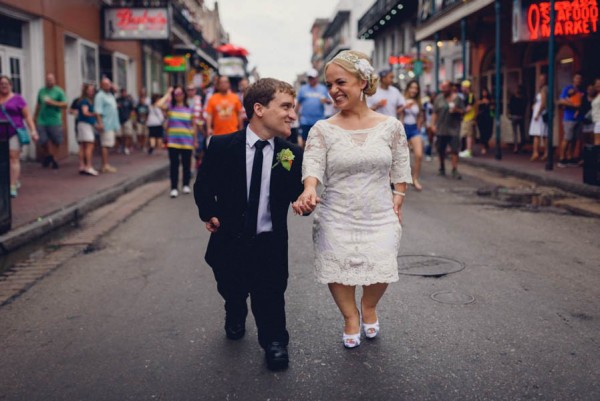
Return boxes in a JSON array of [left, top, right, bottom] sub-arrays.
[[34, 73, 67, 169], [205, 76, 244, 141], [368, 69, 405, 119], [135, 92, 149, 151], [156, 86, 197, 198], [458, 80, 478, 158], [431, 80, 465, 179], [400, 79, 424, 190], [195, 78, 303, 371], [295, 69, 330, 148], [146, 94, 165, 155], [476, 87, 494, 156], [76, 83, 98, 176], [557, 72, 584, 167], [529, 74, 549, 161], [94, 77, 120, 173], [0, 75, 39, 198], [116, 88, 135, 155], [294, 50, 411, 350], [592, 78, 600, 145], [185, 83, 205, 170], [508, 85, 528, 153]]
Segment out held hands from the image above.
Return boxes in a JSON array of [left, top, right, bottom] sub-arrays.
[[205, 217, 221, 233], [292, 187, 320, 215]]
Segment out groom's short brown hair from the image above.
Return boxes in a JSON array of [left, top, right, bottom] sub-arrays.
[[244, 78, 296, 120]]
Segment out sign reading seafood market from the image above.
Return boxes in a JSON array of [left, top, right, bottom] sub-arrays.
[[103, 7, 170, 40], [512, 0, 599, 42]]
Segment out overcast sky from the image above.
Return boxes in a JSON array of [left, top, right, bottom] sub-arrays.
[[212, 0, 339, 83]]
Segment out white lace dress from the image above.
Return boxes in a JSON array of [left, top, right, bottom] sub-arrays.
[[302, 117, 412, 286]]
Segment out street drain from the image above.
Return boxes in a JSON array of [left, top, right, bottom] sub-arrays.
[[397, 255, 465, 277], [431, 290, 475, 305]]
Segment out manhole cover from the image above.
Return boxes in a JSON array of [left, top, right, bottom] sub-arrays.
[[397, 255, 465, 277], [431, 290, 475, 305]]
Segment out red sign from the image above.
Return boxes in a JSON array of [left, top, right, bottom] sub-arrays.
[[527, 0, 599, 40], [104, 7, 170, 40]]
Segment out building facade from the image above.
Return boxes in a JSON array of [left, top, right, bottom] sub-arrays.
[[415, 0, 600, 146], [0, 0, 222, 158]]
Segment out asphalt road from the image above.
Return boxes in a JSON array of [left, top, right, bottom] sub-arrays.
[[1, 162, 599, 401]]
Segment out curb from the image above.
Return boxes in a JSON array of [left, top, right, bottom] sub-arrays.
[[0, 161, 169, 256], [460, 158, 600, 200]]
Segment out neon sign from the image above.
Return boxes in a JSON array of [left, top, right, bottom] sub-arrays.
[[104, 7, 170, 40], [527, 1, 599, 40]]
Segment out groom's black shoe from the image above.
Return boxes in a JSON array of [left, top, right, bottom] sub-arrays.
[[265, 342, 289, 371], [224, 319, 245, 340]]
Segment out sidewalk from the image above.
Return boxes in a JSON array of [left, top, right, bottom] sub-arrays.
[[1, 149, 169, 255], [459, 149, 600, 199]]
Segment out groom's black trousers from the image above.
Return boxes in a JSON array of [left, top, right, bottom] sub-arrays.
[[211, 231, 289, 349]]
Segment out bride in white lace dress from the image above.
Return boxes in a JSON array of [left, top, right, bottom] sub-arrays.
[[293, 51, 412, 349]]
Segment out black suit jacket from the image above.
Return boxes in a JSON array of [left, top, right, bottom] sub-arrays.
[[194, 130, 304, 269]]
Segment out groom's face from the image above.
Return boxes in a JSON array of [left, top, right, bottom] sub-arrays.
[[260, 91, 297, 138]]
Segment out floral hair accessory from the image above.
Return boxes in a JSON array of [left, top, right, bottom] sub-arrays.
[[335, 51, 375, 81]]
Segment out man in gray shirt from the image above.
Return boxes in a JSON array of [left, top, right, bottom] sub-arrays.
[[430, 81, 465, 179]]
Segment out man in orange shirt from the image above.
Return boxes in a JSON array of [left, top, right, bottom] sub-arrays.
[[205, 76, 244, 137]]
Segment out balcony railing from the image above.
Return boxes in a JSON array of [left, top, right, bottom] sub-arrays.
[[358, 0, 401, 36], [171, 1, 218, 61]]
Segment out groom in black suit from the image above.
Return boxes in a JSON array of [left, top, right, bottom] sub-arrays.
[[194, 78, 303, 371]]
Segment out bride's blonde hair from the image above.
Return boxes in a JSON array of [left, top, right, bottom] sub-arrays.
[[325, 50, 379, 96]]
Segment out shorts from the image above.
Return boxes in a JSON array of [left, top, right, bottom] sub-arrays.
[[100, 129, 116, 148], [37, 125, 63, 146], [436, 135, 460, 154], [117, 120, 135, 137], [404, 124, 419, 140], [595, 122, 600, 134], [148, 125, 164, 139], [76, 122, 95, 143], [9, 135, 20, 151], [136, 123, 148, 137], [460, 119, 477, 138], [300, 124, 315, 141], [563, 121, 581, 141]]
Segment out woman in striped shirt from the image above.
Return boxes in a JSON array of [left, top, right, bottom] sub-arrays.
[[157, 86, 198, 198]]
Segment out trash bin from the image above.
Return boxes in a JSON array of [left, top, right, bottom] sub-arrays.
[[0, 121, 12, 234], [582, 144, 600, 186]]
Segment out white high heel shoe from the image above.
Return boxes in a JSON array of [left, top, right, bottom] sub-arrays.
[[362, 320, 380, 339], [343, 332, 361, 348]]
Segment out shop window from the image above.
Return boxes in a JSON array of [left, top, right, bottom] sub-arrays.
[[0, 15, 22, 48], [9, 57, 21, 94], [115, 56, 128, 91], [81, 44, 98, 84]]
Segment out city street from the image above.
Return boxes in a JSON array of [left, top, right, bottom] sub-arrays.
[[0, 162, 599, 401]]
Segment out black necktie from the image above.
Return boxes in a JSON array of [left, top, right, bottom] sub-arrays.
[[245, 140, 268, 235]]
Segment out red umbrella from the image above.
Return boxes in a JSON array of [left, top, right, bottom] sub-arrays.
[[216, 43, 249, 57]]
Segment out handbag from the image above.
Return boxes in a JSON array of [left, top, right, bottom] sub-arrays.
[[1, 104, 30, 145], [541, 109, 549, 123]]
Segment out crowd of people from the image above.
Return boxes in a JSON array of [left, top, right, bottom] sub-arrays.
[[0, 73, 251, 199]]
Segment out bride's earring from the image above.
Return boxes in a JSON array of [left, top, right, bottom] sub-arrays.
[[360, 90, 364, 102]]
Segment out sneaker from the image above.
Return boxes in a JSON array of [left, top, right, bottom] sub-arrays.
[[124, 147, 131, 155], [182, 185, 191, 194], [451, 169, 462, 180], [459, 149, 472, 158], [41, 155, 52, 168], [557, 159, 568, 168], [170, 189, 179, 198], [425, 156, 432, 162], [83, 167, 99, 176], [566, 158, 579, 167], [148, 147, 154, 155], [50, 159, 59, 169], [10, 185, 17, 198], [101, 165, 118, 173]]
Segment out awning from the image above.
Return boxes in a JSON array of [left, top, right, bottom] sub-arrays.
[[415, 0, 494, 41], [172, 25, 218, 69]]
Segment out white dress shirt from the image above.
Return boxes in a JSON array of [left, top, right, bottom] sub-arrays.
[[246, 127, 274, 234]]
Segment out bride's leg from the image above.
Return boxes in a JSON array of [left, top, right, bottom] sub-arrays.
[[361, 283, 388, 324], [328, 283, 360, 334]]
